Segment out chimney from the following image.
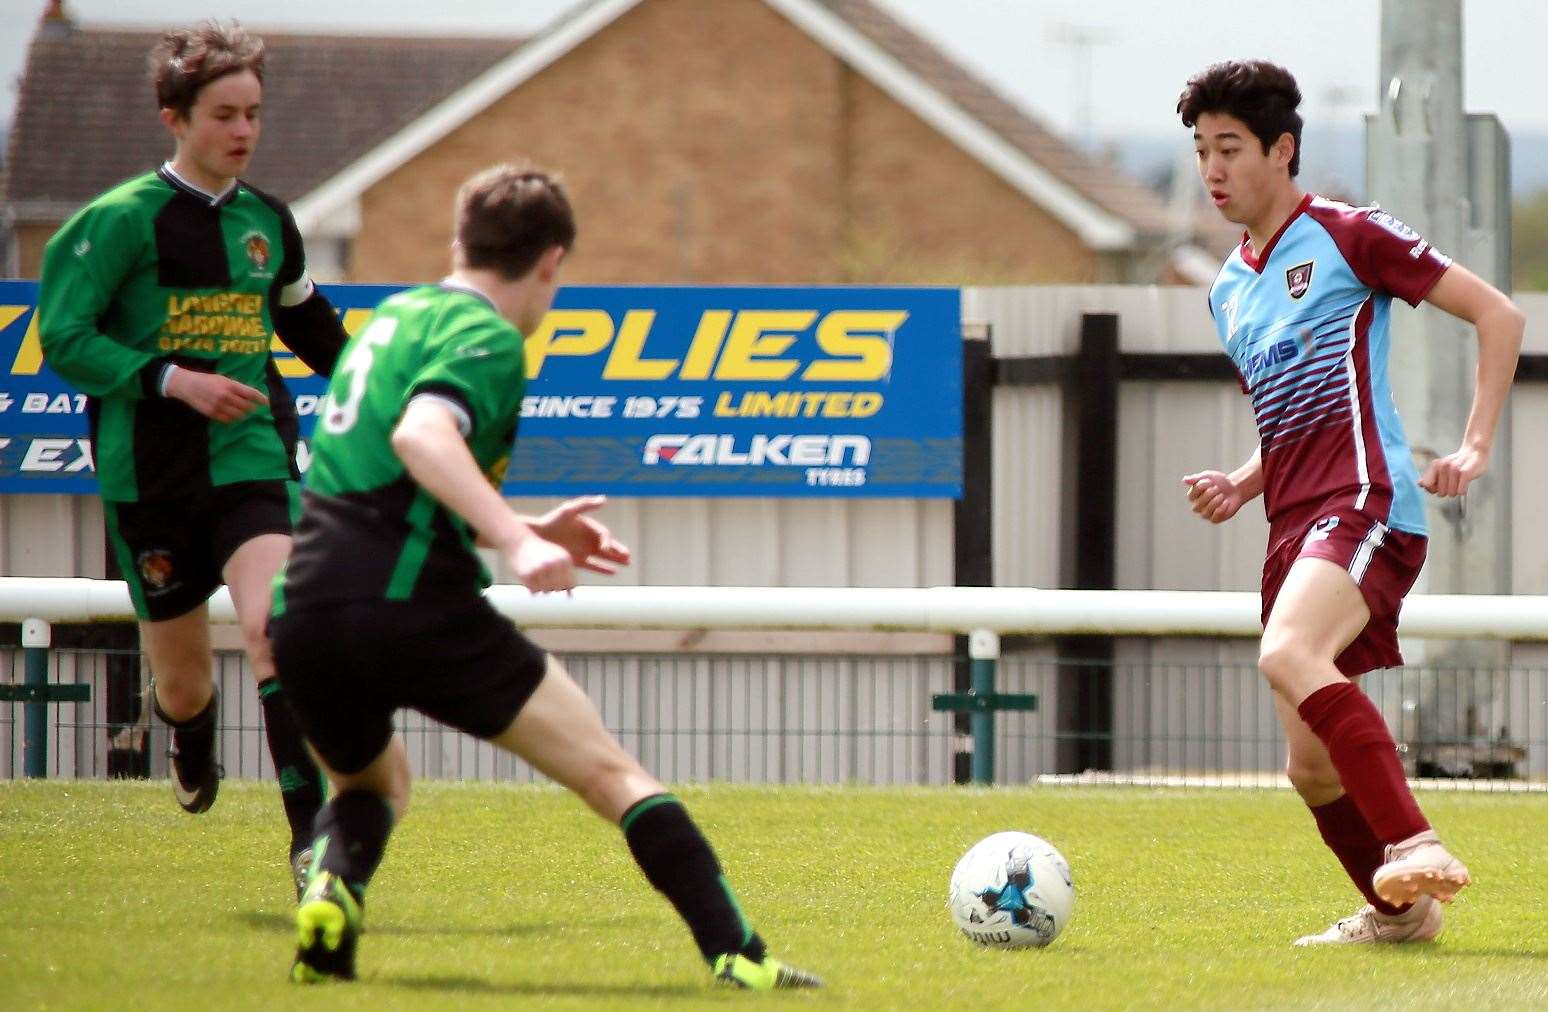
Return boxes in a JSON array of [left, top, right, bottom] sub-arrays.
[[40, 0, 76, 40]]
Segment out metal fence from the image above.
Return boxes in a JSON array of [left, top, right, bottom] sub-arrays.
[[5, 645, 1546, 790]]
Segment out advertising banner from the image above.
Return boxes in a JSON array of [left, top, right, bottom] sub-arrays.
[[0, 281, 961, 497]]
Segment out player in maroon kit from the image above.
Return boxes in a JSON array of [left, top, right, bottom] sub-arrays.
[[1177, 60, 1523, 945]]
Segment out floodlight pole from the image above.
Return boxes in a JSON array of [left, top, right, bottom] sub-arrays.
[[1367, 0, 1512, 615]]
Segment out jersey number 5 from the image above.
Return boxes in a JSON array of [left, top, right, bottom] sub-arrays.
[[322, 317, 398, 435]]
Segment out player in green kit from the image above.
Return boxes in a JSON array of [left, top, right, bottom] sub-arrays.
[[37, 22, 343, 895], [272, 163, 820, 991]]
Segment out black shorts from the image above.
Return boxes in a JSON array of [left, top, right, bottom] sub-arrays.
[[268, 595, 549, 775], [105, 480, 300, 622]]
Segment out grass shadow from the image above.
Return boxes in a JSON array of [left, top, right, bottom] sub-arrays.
[[377, 972, 700, 999], [232, 909, 555, 938]]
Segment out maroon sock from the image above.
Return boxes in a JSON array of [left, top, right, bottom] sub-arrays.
[[1297, 682, 1429, 843], [1309, 794, 1409, 916]]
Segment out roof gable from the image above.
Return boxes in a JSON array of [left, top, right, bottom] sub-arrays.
[[2, 28, 520, 217], [812, 0, 1171, 240], [291, 0, 1167, 250]]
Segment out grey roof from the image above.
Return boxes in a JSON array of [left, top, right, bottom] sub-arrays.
[[7, 2, 1172, 241], [3, 26, 521, 212]]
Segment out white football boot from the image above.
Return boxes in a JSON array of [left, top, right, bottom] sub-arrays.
[[1372, 830, 1472, 906], [1293, 895, 1442, 947]]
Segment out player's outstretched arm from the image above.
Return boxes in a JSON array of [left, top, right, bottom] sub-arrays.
[[1182, 445, 1263, 524], [519, 496, 632, 576], [391, 398, 575, 593], [1417, 264, 1525, 498]]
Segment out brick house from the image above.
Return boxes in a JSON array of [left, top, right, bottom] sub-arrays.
[[4, 0, 1198, 286]]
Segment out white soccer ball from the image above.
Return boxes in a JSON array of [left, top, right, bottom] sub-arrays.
[[947, 831, 1074, 948]]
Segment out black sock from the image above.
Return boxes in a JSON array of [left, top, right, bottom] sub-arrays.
[[154, 688, 217, 773], [621, 794, 765, 964], [258, 680, 326, 856], [310, 789, 395, 903]]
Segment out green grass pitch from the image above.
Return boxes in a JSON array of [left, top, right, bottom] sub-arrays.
[[2, 780, 1546, 1009]]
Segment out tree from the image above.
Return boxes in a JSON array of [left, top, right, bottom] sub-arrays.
[[1512, 189, 1548, 291]]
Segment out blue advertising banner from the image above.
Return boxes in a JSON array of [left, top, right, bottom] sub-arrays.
[[0, 280, 961, 497]]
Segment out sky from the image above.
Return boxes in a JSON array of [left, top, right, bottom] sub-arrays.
[[2, 0, 1544, 145]]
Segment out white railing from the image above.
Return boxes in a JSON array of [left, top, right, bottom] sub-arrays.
[[6, 578, 1548, 787], [3, 577, 1548, 640]]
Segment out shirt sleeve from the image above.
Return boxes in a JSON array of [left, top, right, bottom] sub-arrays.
[[38, 201, 167, 399], [266, 200, 348, 377], [1333, 206, 1452, 307], [272, 290, 348, 378], [271, 197, 309, 302], [403, 317, 526, 442]]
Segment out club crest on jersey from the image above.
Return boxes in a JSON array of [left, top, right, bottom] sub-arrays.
[[1286, 261, 1314, 300], [136, 549, 176, 590], [242, 231, 271, 273]]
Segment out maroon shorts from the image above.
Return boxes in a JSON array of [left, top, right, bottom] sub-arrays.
[[1261, 508, 1427, 676]]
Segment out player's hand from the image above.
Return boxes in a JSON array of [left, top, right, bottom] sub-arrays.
[[1418, 443, 1489, 498], [164, 368, 268, 423], [1182, 470, 1246, 524], [528, 495, 633, 576], [506, 533, 577, 594]]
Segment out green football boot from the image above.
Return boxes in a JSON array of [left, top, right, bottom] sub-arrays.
[[290, 872, 362, 983], [712, 953, 822, 990]]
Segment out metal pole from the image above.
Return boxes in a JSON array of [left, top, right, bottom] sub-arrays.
[[954, 323, 994, 784], [22, 617, 51, 778], [969, 629, 1000, 784]]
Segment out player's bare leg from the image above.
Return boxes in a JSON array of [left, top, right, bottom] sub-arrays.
[[1258, 558, 1370, 706], [313, 734, 412, 818], [223, 534, 290, 684], [141, 606, 219, 813], [1262, 559, 1469, 907], [225, 533, 326, 895], [488, 655, 661, 821], [491, 656, 818, 989]]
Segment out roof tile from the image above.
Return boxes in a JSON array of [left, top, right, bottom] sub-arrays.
[[4, 28, 520, 209]]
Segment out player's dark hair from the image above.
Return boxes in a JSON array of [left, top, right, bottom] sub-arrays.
[[1177, 60, 1303, 177], [455, 163, 577, 280], [150, 21, 266, 119]]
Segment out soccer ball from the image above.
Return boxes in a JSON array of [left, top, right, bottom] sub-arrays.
[[947, 831, 1074, 948]]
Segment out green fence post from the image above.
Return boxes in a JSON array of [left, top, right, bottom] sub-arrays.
[[931, 630, 1035, 786], [969, 630, 1000, 784], [23, 618, 51, 778]]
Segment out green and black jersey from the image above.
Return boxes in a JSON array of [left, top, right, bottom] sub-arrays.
[[38, 166, 345, 502], [278, 285, 527, 611]]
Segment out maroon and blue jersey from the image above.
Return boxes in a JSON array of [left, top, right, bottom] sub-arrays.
[[1208, 194, 1451, 536]]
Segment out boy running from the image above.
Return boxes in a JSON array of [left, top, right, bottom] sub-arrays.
[[272, 163, 820, 991], [1177, 59, 1523, 946]]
